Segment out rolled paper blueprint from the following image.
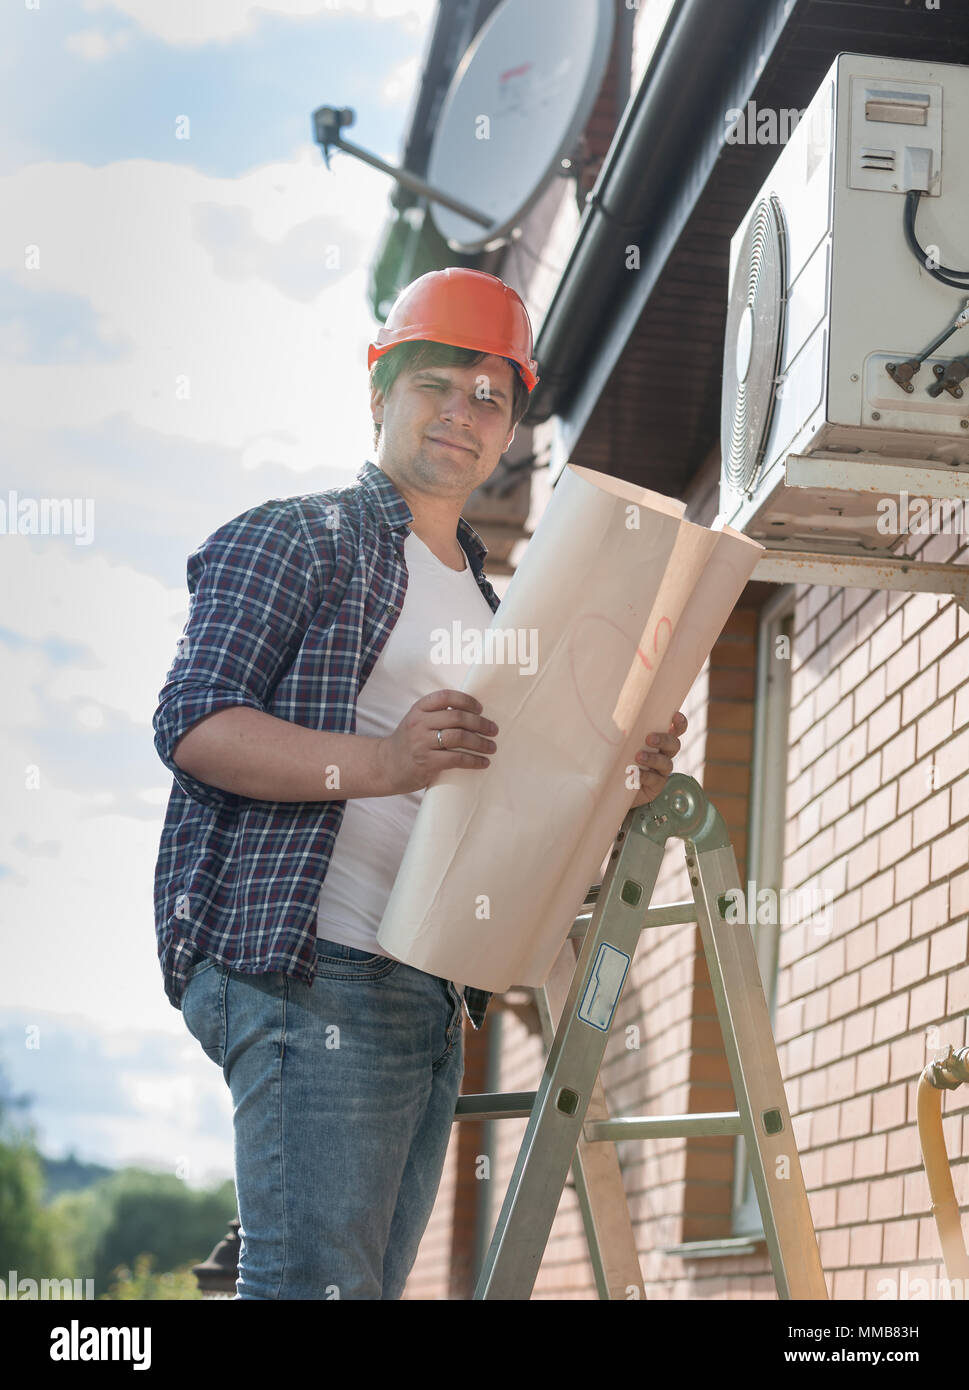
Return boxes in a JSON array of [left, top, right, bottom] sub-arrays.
[[376, 463, 765, 992]]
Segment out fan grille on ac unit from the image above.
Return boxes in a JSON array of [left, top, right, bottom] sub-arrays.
[[721, 194, 788, 496]]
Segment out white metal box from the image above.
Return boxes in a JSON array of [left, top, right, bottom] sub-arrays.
[[719, 52, 969, 553]]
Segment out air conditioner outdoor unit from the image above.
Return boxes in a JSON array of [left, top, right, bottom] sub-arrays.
[[719, 52, 969, 554]]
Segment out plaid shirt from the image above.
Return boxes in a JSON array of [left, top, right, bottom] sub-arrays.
[[152, 459, 501, 1030]]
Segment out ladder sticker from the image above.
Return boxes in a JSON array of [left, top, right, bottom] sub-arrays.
[[578, 943, 631, 1031]]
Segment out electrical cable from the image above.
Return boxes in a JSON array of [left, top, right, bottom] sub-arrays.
[[904, 189, 969, 289]]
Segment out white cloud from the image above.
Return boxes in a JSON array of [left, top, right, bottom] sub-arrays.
[[64, 28, 135, 61], [0, 535, 187, 729], [2, 149, 391, 472], [80, 0, 435, 47], [381, 54, 420, 107]]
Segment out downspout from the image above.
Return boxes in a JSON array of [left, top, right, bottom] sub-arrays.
[[916, 1045, 969, 1284], [527, 0, 795, 427]]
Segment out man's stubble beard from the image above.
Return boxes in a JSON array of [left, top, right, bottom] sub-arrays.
[[391, 437, 480, 500]]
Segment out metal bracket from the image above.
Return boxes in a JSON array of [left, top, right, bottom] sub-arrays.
[[750, 452, 969, 613], [311, 104, 497, 235]]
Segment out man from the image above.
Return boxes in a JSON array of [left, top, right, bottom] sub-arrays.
[[152, 266, 687, 1300]]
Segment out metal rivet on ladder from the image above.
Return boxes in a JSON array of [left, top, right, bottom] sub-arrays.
[[556, 1088, 580, 1116], [620, 879, 642, 907]]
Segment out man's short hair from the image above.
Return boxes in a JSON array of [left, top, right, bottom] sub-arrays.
[[369, 340, 530, 448]]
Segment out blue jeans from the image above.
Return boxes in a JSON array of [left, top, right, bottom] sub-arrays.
[[180, 936, 466, 1299]]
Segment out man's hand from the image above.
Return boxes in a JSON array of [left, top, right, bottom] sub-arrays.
[[630, 710, 688, 807], [375, 689, 499, 795]]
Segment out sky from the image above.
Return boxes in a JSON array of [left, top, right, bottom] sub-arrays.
[[0, 0, 440, 1187]]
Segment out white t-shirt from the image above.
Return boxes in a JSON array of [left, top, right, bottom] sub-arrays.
[[315, 527, 496, 999]]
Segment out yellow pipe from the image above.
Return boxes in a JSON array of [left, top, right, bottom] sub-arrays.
[[916, 1047, 969, 1287]]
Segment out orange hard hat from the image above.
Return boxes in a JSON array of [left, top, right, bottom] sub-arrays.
[[368, 267, 539, 392]]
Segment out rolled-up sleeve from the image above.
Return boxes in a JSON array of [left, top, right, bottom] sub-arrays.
[[153, 501, 318, 811]]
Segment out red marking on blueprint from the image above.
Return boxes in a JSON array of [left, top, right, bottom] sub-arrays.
[[570, 613, 672, 745]]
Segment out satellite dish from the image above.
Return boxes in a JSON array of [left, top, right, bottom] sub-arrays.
[[425, 0, 615, 253]]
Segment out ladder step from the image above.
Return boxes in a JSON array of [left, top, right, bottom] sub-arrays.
[[454, 1094, 744, 1137], [585, 1112, 743, 1140], [569, 898, 698, 937], [454, 1091, 536, 1120]]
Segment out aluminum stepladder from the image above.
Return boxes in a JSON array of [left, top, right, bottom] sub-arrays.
[[452, 773, 828, 1300]]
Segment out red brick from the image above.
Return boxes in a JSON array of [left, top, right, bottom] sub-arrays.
[[909, 976, 948, 1029], [836, 1180, 869, 1226], [861, 869, 895, 924], [930, 920, 968, 974], [859, 956, 892, 1007], [839, 643, 871, 699], [784, 1030, 814, 1076], [818, 592, 845, 644], [915, 886, 950, 940], [864, 783, 898, 836], [889, 839, 928, 895], [849, 1220, 883, 1265], [845, 922, 875, 971], [820, 1227, 850, 1268], [872, 1084, 906, 1132], [892, 938, 929, 991], [824, 694, 854, 747], [810, 1020, 841, 1070], [827, 1056, 857, 1101], [818, 778, 851, 830], [889, 1031, 927, 1083], [877, 812, 913, 871], [842, 1006, 875, 1054], [918, 602, 959, 665], [952, 870, 969, 918], [870, 612, 904, 669], [829, 971, 860, 1019], [849, 753, 882, 809], [873, 993, 908, 1043], [839, 1094, 872, 1140], [867, 1174, 904, 1221], [936, 728, 969, 789], [882, 723, 916, 776], [901, 667, 938, 728], [882, 1218, 919, 1264], [901, 591, 944, 644], [887, 1124, 923, 1169], [947, 964, 969, 1014], [956, 673, 969, 726], [932, 825, 969, 881], [854, 663, 887, 722], [916, 695, 956, 761], [833, 1268, 866, 1299], [912, 787, 951, 847], [938, 639, 969, 697], [815, 937, 845, 987], [836, 725, 868, 778], [876, 902, 911, 956], [903, 1168, 930, 1217], [885, 635, 920, 697], [824, 1142, 854, 1185], [854, 588, 889, 629], [802, 985, 830, 1030], [812, 1103, 840, 1146]]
